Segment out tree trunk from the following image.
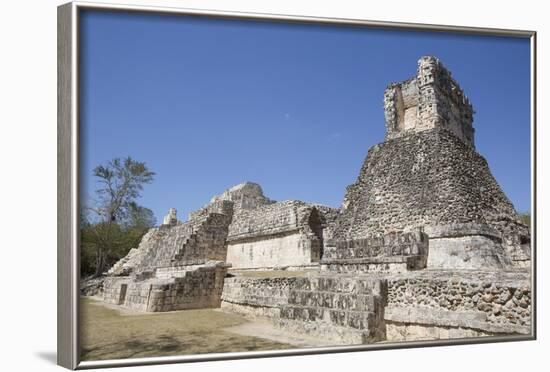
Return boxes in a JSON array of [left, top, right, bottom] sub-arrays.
[[92, 248, 105, 278]]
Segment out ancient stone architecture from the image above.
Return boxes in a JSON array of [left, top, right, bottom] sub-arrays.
[[102, 182, 336, 311], [226, 200, 327, 270], [384, 56, 475, 147], [333, 55, 530, 270], [103, 205, 232, 311], [91, 56, 531, 345]]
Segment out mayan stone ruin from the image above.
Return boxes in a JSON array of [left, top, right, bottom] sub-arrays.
[[91, 56, 531, 344]]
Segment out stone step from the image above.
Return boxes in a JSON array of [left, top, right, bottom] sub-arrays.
[[276, 276, 388, 344], [280, 305, 377, 330], [277, 318, 374, 345], [288, 290, 379, 311]]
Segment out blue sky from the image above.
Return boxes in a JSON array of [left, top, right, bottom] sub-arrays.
[[80, 10, 531, 223]]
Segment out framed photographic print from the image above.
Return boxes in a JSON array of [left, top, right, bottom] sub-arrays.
[[57, 1, 536, 369]]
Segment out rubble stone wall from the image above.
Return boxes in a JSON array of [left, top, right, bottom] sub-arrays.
[[221, 276, 298, 317], [385, 270, 531, 339], [334, 128, 529, 267]]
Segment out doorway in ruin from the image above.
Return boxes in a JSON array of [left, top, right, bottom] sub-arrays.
[[118, 284, 128, 305], [308, 208, 325, 260]]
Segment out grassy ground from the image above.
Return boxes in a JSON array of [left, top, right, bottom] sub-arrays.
[[80, 297, 291, 361]]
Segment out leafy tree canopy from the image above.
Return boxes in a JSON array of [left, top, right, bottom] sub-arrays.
[[81, 156, 156, 278]]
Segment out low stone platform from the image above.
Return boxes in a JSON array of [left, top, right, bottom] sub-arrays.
[[104, 261, 229, 312], [221, 276, 298, 318], [219, 269, 531, 344], [277, 275, 387, 345]]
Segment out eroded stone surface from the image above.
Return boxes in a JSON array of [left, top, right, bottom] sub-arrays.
[[332, 57, 530, 269], [226, 201, 330, 270], [101, 184, 338, 311], [94, 56, 532, 345], [384, 56, 475, 147], [322, 230, 429, 273]]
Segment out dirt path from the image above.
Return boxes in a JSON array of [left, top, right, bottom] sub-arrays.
[[80, 297, 292, 361], [222, 316, 332, 348]]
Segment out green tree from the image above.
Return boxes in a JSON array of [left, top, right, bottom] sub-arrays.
[[519, 212, 531, 228], [92, 157, 155, 223], [84, 157, 155, 277], [126, 202, 157, 229]]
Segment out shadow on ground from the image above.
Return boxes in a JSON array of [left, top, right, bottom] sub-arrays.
[[80, 297, 291, 361]]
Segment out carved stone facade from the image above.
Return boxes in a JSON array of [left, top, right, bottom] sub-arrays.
[[384, 56, 475, 147]]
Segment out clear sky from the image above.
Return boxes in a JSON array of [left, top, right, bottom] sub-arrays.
[[80, 10, 531, 224]]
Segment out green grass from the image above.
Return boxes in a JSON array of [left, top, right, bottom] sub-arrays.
[[80, 297, 291, 361]]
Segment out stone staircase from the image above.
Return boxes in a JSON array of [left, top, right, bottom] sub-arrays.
[[107, 248, 138, 276], [277, 275, 388, 345], [172, 213, 231, 264], [172, 233, 198, 262]]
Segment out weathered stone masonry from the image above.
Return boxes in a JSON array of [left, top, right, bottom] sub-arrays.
[[226, 201, 327, 270], [219, 56, 531, 344], [384, 56, 475, 147], [220, 270, 530, 342], [95, 55, 531, 345], [333, 56, 530, 269], [102, 182, 337, 311], [102, 208, 232, 312]]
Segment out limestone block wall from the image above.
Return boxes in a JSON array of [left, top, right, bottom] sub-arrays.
[[385, 270, 531, 340], [125, 221, 195, 273], [226, 201, 325, 269], [226, 232, 320, 269], [103, 277, 138, 307], [228, 200, 304, 239], [427, 235, 511, 270], [277, 276, 388, 345], [103, 262, 228, 312]]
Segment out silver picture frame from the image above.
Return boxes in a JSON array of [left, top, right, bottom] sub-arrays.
[[57, 1, 537, 369]]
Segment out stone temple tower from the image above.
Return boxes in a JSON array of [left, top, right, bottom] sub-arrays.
[[384, 56, 475, 147], [330, 56, 530, 270]]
